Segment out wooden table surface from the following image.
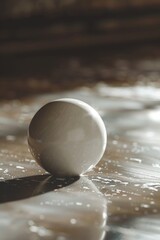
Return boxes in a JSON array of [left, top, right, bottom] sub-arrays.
[[0, 44, 160, 239]]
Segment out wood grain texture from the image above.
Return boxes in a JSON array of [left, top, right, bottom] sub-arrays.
[[0, 0, 160, 54], [0, 0, 160, 19]]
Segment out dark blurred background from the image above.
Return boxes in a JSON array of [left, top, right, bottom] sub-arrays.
[[0, 0, 160, 99]]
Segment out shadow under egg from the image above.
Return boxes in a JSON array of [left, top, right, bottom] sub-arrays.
[[0, 174, 79, 203]]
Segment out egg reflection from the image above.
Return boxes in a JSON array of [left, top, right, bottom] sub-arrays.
[[0, 177, 107, 240]]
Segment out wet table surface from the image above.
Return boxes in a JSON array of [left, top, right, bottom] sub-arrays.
[[0, 51, 160, 240]]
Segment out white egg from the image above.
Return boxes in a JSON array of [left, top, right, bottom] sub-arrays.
[[28, 98, 107, 176]]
